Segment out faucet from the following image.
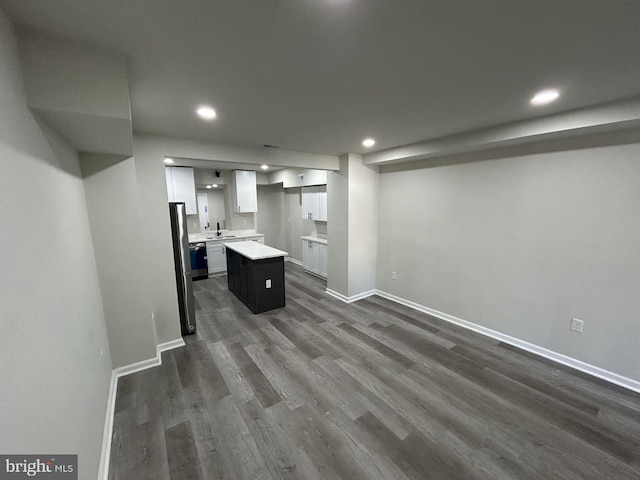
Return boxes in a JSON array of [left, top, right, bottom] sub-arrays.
[[216, 222, 221, 236]]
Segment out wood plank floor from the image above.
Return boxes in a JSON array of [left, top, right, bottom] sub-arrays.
[[109, 263, 640, 479]]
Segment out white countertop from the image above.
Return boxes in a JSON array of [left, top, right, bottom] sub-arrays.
[[301, 236, 327, 245], [189, 231, 264, 244], [224, 241, 288, 260]]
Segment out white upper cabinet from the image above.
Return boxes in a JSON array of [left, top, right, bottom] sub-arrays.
[[231, 170, 258, 213], [165, 166, 197, 214], [302, 186, 319, 220], [302, 185, 327, 221]]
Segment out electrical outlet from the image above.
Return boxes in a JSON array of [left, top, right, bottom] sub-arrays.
[[391, 271, 397, 280], [570, 318, 584, 333], [266, 279, 272, 289]]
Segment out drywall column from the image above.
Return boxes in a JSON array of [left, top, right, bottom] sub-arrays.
[[131, 135, 183, 345], [81, 153, 158, 367], [0, 8, 113, 478], [347, 154, 379, 296], [327, 154, 379, 299]]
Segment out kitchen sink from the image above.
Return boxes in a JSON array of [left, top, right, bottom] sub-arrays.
[[205, 235, 236, 240]]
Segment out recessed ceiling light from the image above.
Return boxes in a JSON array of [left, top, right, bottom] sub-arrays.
[[530, 89, 560, 106], [164, 157, 175, 164], [362, 138, 376, 148], [196, 105, 217, 120], [206, 185, 212, 189], [261, 164, 269, 170]]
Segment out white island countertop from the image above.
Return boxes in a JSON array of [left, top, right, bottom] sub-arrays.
[[224, 241, 288, 260], [189, 231, 264, 244]]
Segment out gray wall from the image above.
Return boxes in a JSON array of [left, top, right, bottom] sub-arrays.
[[347, 154, 379, 295], [257, 184, 287, 250], [256, 185, 328, 262], [0, 9, 112, 477], [286, 188, 304, 262], [81, 153, 158, 367], [376, 143, 640, 381], [327, 156, 349, 295], [327, 154, 379, 297]]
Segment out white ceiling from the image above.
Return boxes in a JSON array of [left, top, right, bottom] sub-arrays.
[[2, 0, 639, 156]]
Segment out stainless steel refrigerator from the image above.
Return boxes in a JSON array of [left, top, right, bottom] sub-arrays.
[[168, 202, 196, 335]]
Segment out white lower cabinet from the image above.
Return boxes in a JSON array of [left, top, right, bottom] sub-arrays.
[[207, 237, 265, 274], [302, 239, 327, 279], [319, 244, 327, 277], [206, 243, 226, 274]]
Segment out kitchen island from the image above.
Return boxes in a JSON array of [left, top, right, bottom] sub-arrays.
[[225, 241, 288, 314]]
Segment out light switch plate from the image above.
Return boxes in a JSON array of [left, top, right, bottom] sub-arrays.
[[266, 279, 272, 289]]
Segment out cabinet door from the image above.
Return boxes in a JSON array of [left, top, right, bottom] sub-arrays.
[[302, 240, 313, 271], [301, 187, 312, 220], [206, 243, 226, 273], [311, 242, 321, 275], [319, 244, 327, 277], [170, 167, 197, 214], [233, 170, 258, 213], [318, 185, 327, 222], [302, 186, 321, 220]]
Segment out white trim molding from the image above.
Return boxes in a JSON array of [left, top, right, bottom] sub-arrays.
[[286, 257, 303, 266], [326, 288, 376, 304], [375, 289, 640, 394], [157, 338, 186, 355], [97, 371, 118, 480], [99, 337, 186, 479]]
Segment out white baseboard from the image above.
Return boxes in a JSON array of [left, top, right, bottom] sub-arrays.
[[326, 288, 376, 304], [99, 337, 186, 479], [157, 338, 186, 355], [97, 371, 117, 480], [375, 289, 640, 394], [286, 257, 303, 266], [113, 355, 161, 378]]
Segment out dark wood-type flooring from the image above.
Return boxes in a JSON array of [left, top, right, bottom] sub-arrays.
[[109, 263, 640, 479]]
